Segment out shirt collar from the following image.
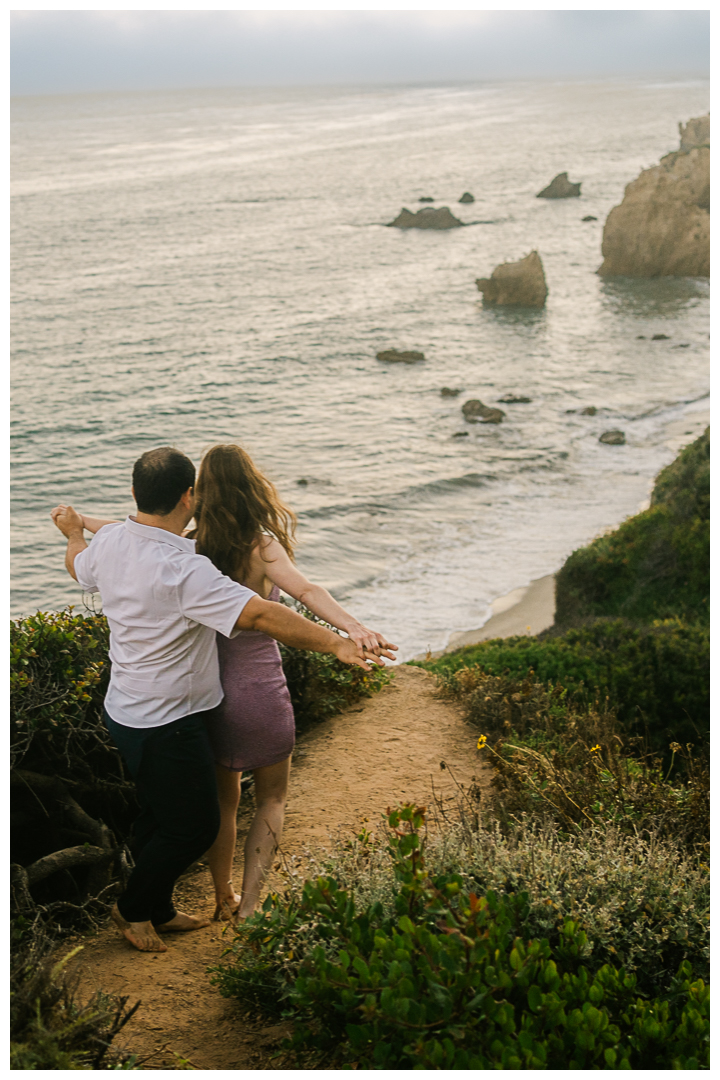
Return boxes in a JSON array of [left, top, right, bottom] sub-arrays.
[[124, 515, 195, 552]]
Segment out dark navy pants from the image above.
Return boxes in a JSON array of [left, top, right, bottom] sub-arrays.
[[104, 707, 221, 925]]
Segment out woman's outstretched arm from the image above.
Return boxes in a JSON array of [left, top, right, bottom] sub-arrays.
[[49, 507, 119, 534], [256, 537, 397, 655]]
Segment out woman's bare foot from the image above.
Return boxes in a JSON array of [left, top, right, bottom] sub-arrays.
[[154, 911, 211, 932], [111, 902, 168, 953], [212, 892, 242, 921]]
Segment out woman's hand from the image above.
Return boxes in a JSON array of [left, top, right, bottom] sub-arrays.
[[334, 635, 397, 670], [346, 623, 398, 658]]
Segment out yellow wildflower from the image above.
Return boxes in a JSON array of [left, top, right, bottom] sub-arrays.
[[477, 735, 487, 750], [590, 744, 601, 753]]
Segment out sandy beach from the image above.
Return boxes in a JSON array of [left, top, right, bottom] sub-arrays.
[[415, 406, 709, 662], [417, 574, 556, 661]]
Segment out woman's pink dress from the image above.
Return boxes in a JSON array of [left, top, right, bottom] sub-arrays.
[[206, 585, 295, 771]]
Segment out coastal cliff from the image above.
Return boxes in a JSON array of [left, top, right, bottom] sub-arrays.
[[598, 114, 709, 278]]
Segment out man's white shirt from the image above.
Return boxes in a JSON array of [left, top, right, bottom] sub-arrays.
[[74, 517, 254, 728]]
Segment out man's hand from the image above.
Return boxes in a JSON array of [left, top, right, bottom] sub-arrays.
[[346, 622, 398, 657], [50, 505, 85, 539], [238, 597, 397, 669], [51, 505, 87, 581], [334, 634, 396, 670]]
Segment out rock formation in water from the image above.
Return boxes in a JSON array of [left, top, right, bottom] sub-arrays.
[[475, 250, 548, 308], [418, 196, 434, 203], [599, 430, 626, 445], [537, 172, 582, 198], [679, 114, 709, 152], [388, 207, 463, 230], [598, 114, 709, 278], [459, 192, 475, 204], [582, 215, 598, 222], [440, 387, 461, 397], [377, 348, 425, 364], [498, 394, 532, 404], [462, 400, 505, 424]]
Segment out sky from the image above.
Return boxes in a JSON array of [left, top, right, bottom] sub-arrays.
[[10, 8, 710, 97]]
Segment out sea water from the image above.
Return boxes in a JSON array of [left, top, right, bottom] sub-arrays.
[[11, 80, 709, 659]]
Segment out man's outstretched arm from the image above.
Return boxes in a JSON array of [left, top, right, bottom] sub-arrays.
[[237, 596, 397, 671], [50, 505, 88, 581]]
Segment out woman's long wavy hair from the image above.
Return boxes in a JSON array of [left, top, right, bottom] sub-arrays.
[[190, 444, 297, 580]]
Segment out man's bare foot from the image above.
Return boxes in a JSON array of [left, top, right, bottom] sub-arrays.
[[213, 893, 242, 921], [154, 910, 211, 933], [111, 902, 168, 953]]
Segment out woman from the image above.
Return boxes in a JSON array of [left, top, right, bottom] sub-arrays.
[[190, 443, 394, 921]]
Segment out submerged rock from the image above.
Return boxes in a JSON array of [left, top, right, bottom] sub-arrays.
[[388, 207, 463, 230], [498, 394, 532, 404], [652, 333, 670, 341], [459, 192, 475, 204], [462, 399, 505, 424], [452, 431, 469, 438], [418, 196, 434, 202], [599, 430, 626, 445], [377, 348, 425, 364], [537, 172, 582, 198], [440, 387, 461, 397], [581, 406, 597, 416], [476, 250, 548, 308], [582, 215, 598, 222], [598, 115, 709, 278]]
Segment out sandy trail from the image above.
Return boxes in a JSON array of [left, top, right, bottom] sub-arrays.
[[68, 665, 489, 1070]]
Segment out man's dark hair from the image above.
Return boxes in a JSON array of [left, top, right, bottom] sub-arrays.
[[132, 447, 196, 516]]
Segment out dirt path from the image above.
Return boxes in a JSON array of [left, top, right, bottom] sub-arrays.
[[68, 665, 489, 1070]]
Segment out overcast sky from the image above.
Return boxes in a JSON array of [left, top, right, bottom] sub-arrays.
[[11, 9, 710, 97]]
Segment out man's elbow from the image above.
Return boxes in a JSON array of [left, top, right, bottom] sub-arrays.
[[235, 595, 270, 633]]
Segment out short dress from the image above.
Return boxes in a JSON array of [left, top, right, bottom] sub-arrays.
[[205, 585, 296, 771]]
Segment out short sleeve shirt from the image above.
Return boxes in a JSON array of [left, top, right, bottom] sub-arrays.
[[74, 517, 254, 728]]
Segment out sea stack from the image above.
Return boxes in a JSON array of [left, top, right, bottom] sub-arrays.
[[598, 114, 709, 278], [536, 172, 582, 198], [476, 250, 548, 308], [388, 207, 463, 230]]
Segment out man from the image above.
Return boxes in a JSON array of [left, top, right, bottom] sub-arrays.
[[51, 446, 395, 954]]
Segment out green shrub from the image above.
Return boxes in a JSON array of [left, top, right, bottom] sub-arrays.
[[212, 807, 709, 1069], [10, 609, 111, 772], [555, 430, 709, 626], [418, 618, 709, 756], [431, 666, 708, 851], [318, 814, 710, 998], [10, 917, 140, 1070]]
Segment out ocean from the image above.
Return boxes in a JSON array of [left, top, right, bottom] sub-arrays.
[[11, 79, 710, 660]]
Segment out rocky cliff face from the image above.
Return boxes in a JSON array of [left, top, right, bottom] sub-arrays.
[[598, 114, 709, 278], [476, 250, 548, 308], [679, 114, 709, 152]]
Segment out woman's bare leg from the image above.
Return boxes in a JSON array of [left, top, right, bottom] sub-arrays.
[[205, 764, 243, 917], [238, 756, 291, 919]]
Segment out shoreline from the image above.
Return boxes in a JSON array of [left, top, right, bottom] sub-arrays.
[[414, 574, 556, 661], [412, 408, 709, 662]]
